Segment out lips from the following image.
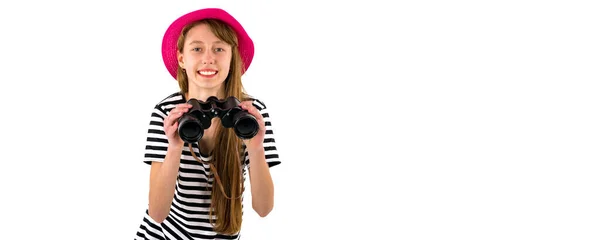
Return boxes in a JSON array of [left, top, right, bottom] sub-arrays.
[[197, 69, 218, 77]]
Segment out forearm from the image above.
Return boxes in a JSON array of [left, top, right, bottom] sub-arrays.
[[148, 144, 183, 222], [247, 146, 274, 217]]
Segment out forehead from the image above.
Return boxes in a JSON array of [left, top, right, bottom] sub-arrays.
[[185, 24, 222, 43]]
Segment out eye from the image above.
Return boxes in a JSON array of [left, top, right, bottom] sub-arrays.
[[192, 47, 201, 52], [214, 48, 224, 52]]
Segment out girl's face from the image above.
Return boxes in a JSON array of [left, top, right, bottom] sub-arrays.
[[178, 23, 233, 91]]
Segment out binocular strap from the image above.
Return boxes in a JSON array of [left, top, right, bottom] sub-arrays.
[[188, 143, 244, 200]]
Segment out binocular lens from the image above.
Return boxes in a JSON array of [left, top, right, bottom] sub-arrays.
[[234, 115, 259, 139], [178, 115, 203, 143]]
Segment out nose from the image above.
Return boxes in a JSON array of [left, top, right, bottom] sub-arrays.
[[202, 50, 215, 65]]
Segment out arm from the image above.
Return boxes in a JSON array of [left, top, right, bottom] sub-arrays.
[[145, 102, 193, 223], [148, 144, 183, 223], [247, 146, 275, 217], [239, 99, 281, 217]]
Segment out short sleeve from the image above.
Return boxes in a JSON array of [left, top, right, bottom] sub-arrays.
[[244, 99, 281, 169], [143, 105, 169, 165]]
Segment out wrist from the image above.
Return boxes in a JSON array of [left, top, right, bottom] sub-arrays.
[[247, 145, 265, 155], [168, 143, 184, 153], [246, 138, 264, 149]]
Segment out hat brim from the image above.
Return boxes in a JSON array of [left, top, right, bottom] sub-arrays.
[[161, 8, 254, 80]]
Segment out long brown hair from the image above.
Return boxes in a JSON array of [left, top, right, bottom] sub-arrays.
[[176, 19, 251, 235]]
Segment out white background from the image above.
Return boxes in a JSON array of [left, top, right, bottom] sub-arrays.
[[1, 0, 599, 239]]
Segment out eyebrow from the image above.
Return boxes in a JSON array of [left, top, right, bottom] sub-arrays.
[[189, 40, 225, 45]]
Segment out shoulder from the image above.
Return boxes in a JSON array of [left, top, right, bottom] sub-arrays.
[[242, 94, 269, 111], [153, 91, 186, 113]]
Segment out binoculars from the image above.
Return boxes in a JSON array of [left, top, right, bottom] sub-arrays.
[[177, 96, 259, 143]]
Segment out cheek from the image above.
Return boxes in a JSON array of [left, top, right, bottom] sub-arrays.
[[219, 61, 231, 73], [183, 56, 194, 68]]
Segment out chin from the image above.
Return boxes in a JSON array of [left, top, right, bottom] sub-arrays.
[[191, 76, 226, 89]]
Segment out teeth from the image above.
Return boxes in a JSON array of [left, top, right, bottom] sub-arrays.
[[199, 71, 217, 75]]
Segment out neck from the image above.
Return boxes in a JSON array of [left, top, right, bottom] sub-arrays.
[[186, 85, 225, 102]]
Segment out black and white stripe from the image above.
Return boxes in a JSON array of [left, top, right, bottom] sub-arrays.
[[135, 92, 281, 240]]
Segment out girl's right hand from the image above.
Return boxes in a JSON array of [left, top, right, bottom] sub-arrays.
[[164, 103, 193, 147]]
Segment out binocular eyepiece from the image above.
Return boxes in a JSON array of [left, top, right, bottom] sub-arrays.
[[177, 96, 259, 144]]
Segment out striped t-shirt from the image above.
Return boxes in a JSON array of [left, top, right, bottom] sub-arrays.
[[135, 92, 281, 240]]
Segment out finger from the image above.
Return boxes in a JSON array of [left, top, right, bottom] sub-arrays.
[[238, 102, 252, 112], [180, 103, 193, 109], [240, 102, 256, 112], [247, 107, 263, 121], [168, 105, 191, 118], [169, 104, 192, 115], [237, 102, 263, 122], [166, 111, 177, 123], [246, 106, 258, 115], [169, 109, 182, 117], [238, 101, 251, 108], [165, 110, 183, 127], [173, 104, 192, 113]]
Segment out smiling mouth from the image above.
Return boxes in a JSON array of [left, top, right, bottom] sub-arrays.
[[198, 70, 218, 77]]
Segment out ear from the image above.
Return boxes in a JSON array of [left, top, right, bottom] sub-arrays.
[[177, 51, 184, 68]]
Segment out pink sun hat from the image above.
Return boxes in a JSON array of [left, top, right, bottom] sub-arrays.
[[161, 8, 255, 80]]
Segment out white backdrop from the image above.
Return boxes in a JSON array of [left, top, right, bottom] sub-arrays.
[[1, 0, 599, 239]]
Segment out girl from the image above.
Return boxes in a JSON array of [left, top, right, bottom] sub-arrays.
[[135, 8, 281, 240]]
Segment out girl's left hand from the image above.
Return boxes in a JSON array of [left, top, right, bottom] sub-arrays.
[[238, 101, 265, 149]]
